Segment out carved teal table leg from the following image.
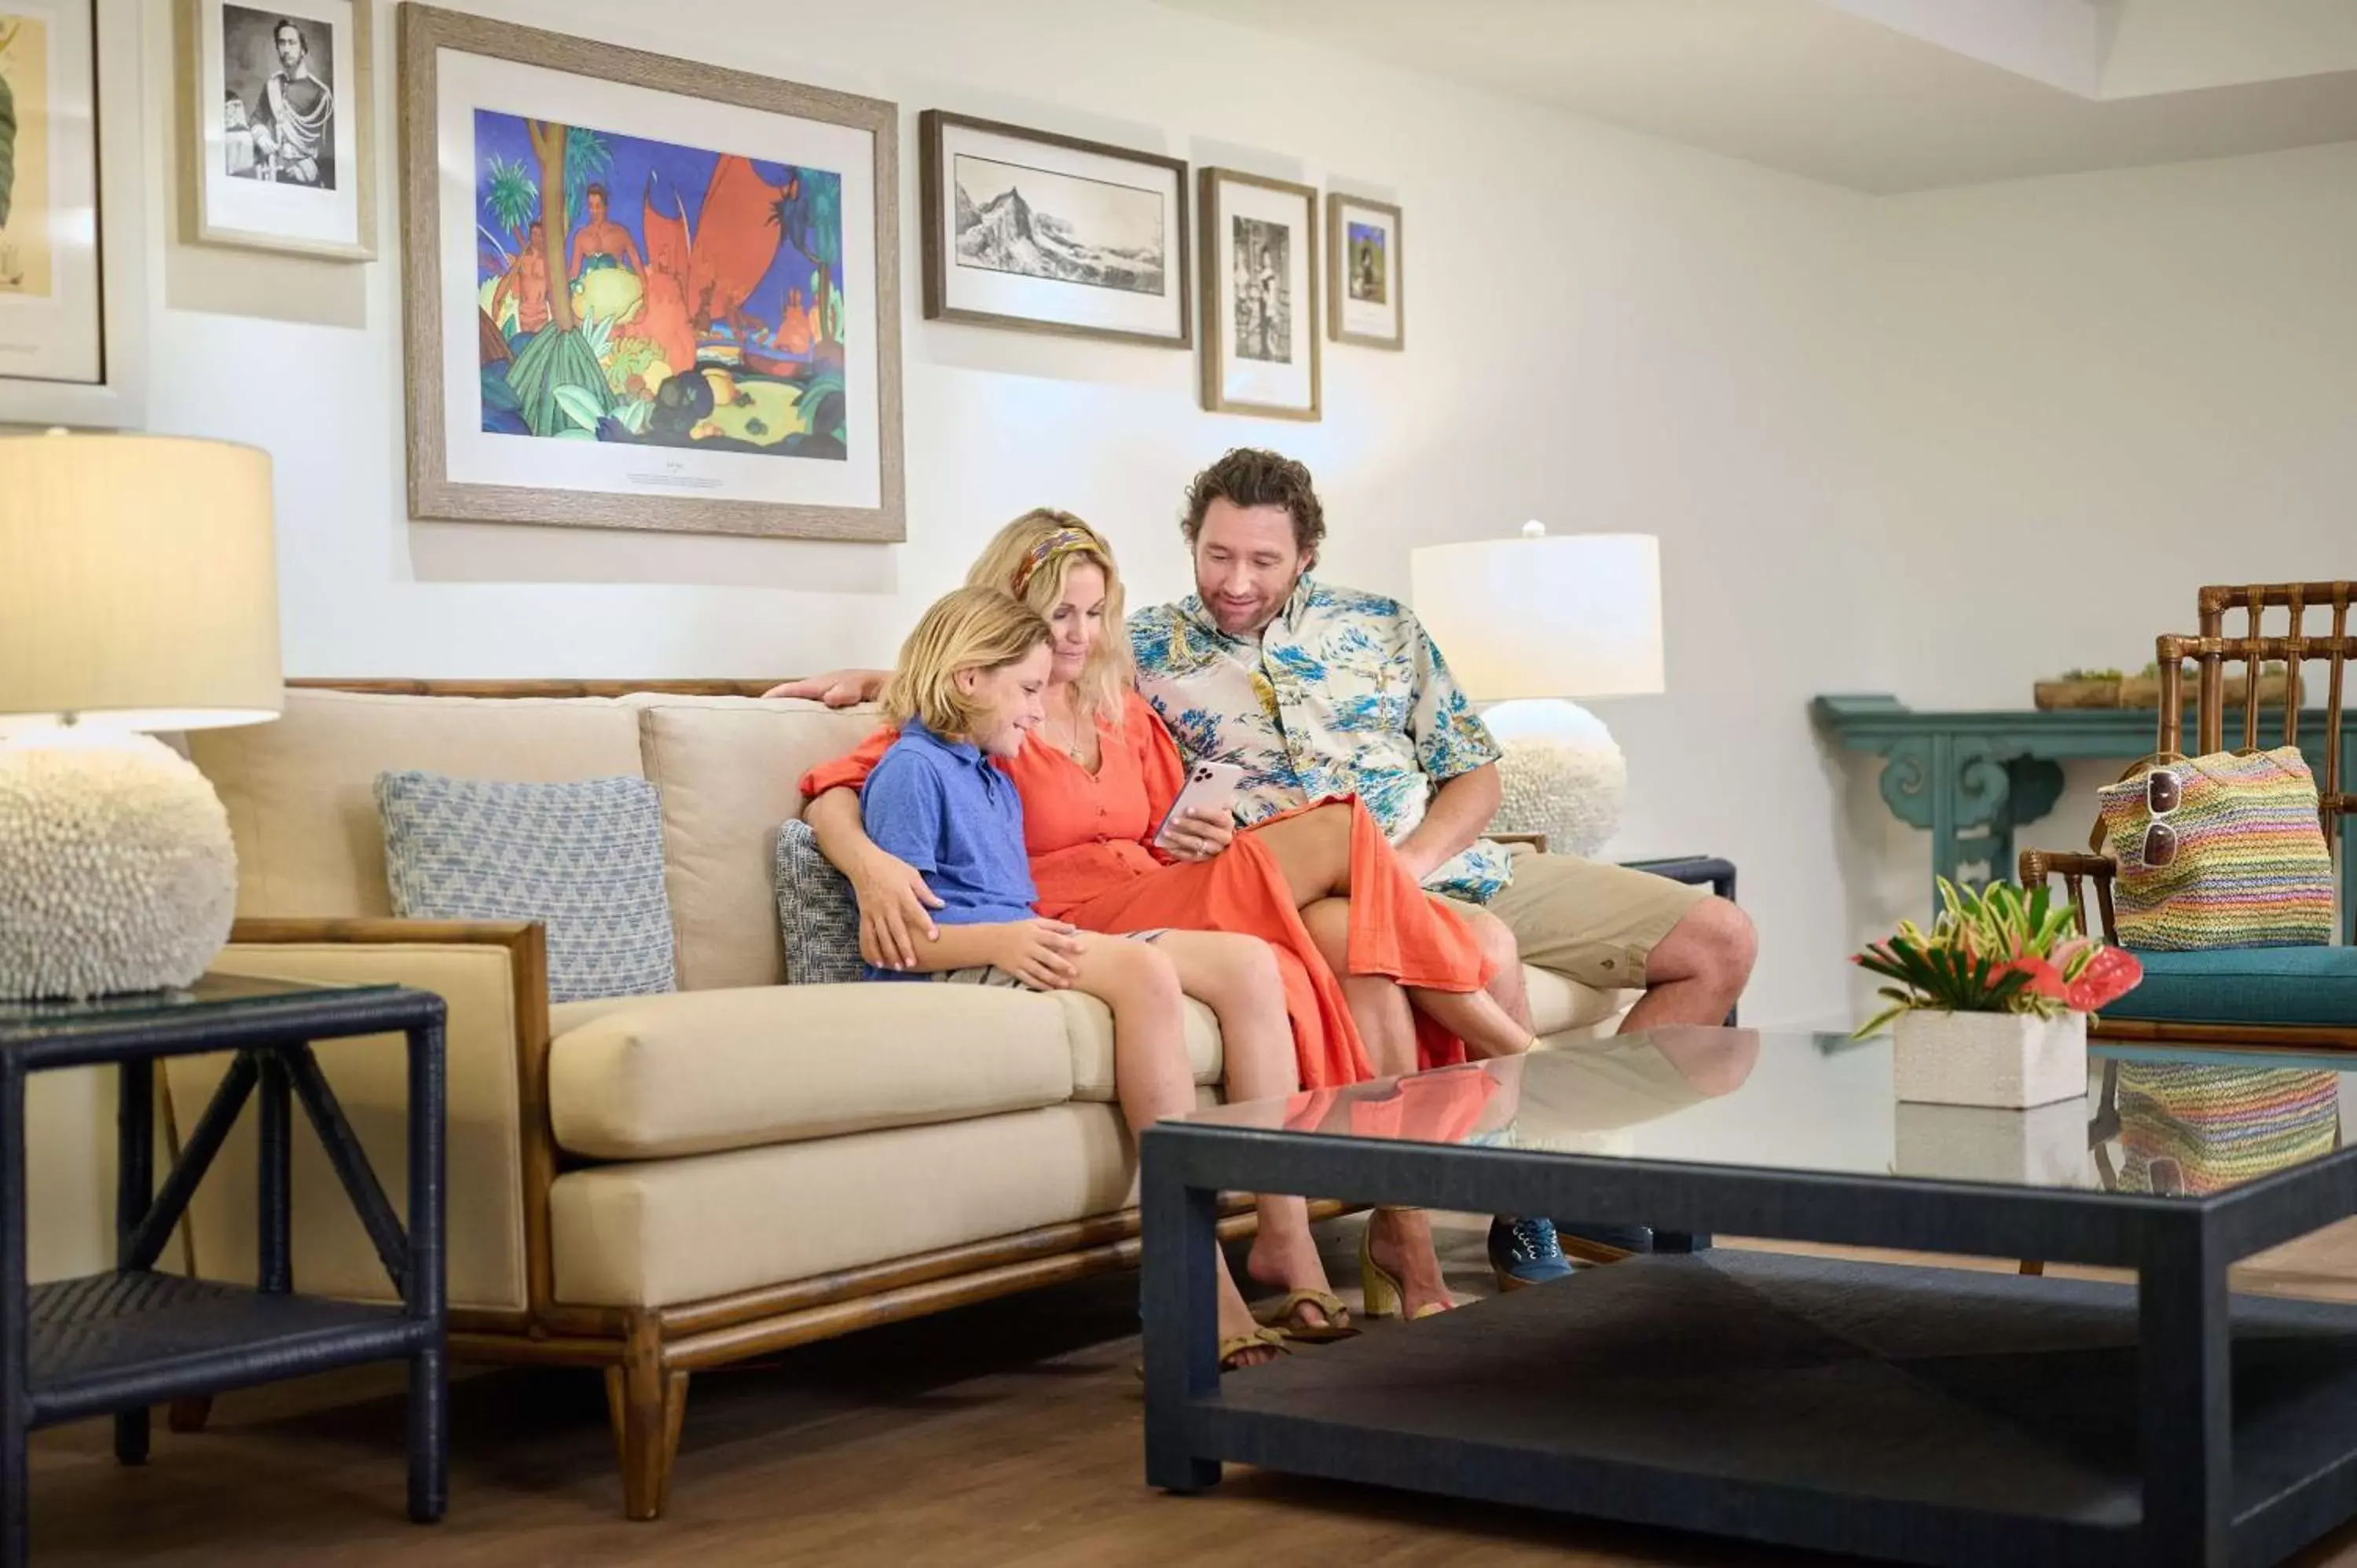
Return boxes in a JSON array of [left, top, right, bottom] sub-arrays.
[[1879, 737, 2037, 907]]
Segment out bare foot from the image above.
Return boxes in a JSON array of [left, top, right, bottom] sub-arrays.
[[1368, 1209, 1456, 1319], [1246, 1230, 1342, 1333]]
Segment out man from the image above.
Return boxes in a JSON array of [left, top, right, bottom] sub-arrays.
[[1129, 448, 1757, 1284], [569, 184, 644, 281], [249, 17, 333, 187], [489, 221, 552, 343]]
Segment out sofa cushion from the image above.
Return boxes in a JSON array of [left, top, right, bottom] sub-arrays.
[[189, 687, 646, 918], [546, 982, 1076, 1160], [1525, 965, 1622, 1037], [379, 771, 676, 1003], [2104, 946, 2357, 1028], [548, 1102, 1135, 1308], [630, 698, 887, 991], [774, 819, 863, 984]]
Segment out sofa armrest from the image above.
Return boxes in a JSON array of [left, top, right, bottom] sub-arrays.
[[2016, 852, 2120, 942], [177, 918, 555, 1329]]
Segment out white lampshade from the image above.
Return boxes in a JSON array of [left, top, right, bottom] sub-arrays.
[[0, 431, 281, 734], [1409, 528, 1663, 702]]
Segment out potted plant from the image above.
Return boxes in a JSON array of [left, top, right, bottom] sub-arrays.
[[1853, 880, 2143, 1108], [2033, 667, 2124, 710]]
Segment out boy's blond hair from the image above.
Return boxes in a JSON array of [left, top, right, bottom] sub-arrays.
[[882, 587, 1052, 738], [965, 508, 1132, 731]]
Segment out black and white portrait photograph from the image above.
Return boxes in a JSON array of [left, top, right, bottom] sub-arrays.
[[182, 0, 375, 259], [222, 5, 335, 188], [920, 111, 1190, 346], [1198, 167, 1318, 419], [1231, 216, 1290, 365]]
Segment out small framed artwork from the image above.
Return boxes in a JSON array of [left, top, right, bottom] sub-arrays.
[[1197, 167, 1318, 420], [179, 0, 376, 260], [398, 5, 904, 541], [0, 0, 147, 429], [1327, 193, 1402, 350], [919, 110, 1188, 348]]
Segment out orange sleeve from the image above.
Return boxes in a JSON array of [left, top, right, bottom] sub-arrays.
[[1126, 693, 1187, 863], [1124, 694, 1184, 817], [797, 724, 896, 800]]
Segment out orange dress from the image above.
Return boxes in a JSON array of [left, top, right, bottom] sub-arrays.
[[798, 691, 1497, 1088]]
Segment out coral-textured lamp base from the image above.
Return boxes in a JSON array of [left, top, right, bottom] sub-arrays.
[[1486, 698, 1627, 860], [0, 731, 238, 1000]]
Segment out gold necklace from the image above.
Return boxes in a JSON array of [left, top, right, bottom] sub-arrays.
[[1044, 694, 1092, 764]]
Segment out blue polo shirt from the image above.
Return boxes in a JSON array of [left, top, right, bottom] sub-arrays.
[[860, 722, 1039, 980]]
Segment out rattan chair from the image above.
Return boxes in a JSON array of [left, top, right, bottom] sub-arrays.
[[2020, 582, 2357, 1051]]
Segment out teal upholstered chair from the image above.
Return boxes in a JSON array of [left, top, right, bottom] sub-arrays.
[[2022, 583, 2357, 1051]]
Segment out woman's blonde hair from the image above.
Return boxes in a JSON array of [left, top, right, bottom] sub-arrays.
[[882, 587, 1052, 738], [965, 508, 1131, 729]]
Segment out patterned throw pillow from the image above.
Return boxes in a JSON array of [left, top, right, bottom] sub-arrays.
[[376, 771, 676, 1004], [774, 819, 864, 984]]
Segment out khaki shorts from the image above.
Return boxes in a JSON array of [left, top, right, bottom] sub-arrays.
[[1457, 844, 1706, 992], [932, 929, 1170, 991]]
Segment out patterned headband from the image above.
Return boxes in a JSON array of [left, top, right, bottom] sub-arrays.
[[1010, 527, 1104, 597]]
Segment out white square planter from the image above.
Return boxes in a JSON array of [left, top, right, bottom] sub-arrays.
[[1891, 1010, 2088, 1109]]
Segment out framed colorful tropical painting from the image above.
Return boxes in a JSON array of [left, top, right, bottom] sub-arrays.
[[0, 0, 147, 429], [918, 109, 1189, 348], [397, 5, 904, 541], [1327, 193, 1401, 350], [1197, 167, 1318, 420], [180, 0, 376, 260]]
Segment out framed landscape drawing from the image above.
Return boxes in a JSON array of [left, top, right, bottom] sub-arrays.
[[1198, 167, 1318, 419], [180, 0, 376, 259], [919, 109, 1188, 348], [0, 0, 146, 428], [1327, 193, 1402, 350], [398, 5, 904, 541]]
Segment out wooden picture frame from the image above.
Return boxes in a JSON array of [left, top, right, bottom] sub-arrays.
[[1327, 192, 1402, 350], [1197, 167, 1318, 421], [178, 0, 377, 261], [918, 109, 1189, 349], [397, 4, 905, 541], [0, 0, 148, 430]]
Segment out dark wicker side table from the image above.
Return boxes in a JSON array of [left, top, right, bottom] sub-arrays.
[[0, 974, 447, 1566]]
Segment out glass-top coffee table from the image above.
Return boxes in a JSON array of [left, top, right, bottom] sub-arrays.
[[1139, 1028, 2357, 1568]]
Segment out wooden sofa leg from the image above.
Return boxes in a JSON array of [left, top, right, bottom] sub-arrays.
[[604, 1311, 688, 1521], [167, 1397, 214, 1434]]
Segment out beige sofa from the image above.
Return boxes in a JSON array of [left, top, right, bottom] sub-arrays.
[[170, 680, 1625, 1518]]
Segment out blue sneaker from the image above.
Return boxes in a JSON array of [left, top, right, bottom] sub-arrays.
[[1486, 1216, 1574, 1291], [1553, 1221, 1659, 1262]]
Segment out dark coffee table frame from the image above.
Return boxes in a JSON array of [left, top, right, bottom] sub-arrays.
[[1140, 1046, 2357, 1568]]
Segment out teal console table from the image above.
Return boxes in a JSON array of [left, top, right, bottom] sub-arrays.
[[1813, 694, 2357, 943]]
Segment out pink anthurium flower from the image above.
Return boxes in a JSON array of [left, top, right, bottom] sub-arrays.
[[2066, 947, 2143, 1013]]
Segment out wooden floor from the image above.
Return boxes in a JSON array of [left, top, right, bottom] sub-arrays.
[[31, 1215, 2357, 1566]]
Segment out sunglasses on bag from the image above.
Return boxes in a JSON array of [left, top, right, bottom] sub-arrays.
[[2142, 766, 2183, 869]]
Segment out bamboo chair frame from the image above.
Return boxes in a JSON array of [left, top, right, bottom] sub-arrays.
[[2020, 581, 2356, 1052]]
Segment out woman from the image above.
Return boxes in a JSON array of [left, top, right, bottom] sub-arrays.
[[797, 513, 1537, 1321]]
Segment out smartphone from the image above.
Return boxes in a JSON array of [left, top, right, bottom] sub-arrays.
[[1153, 761, 1244, 851]]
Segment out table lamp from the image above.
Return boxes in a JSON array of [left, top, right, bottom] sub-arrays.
[[1409, 526, 1663, 858], [0, 431, 280, 1000]]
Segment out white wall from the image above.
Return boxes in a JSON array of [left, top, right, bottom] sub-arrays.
[[1831, 140, 2357, 976]]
